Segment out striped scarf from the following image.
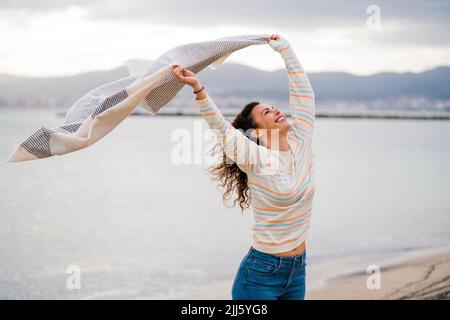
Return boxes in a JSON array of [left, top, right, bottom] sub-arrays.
[[5, 34, 270, 163]]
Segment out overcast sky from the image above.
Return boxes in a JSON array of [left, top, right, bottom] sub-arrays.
[[1, 0, 449, 77]]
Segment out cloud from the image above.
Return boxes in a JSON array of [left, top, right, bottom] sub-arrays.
[[2, 0, 449, 46], [0, 0, 449, 76], [0, 0, 89, 11]]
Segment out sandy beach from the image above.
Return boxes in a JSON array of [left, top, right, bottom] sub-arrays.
[[308, 249, 450, 300]]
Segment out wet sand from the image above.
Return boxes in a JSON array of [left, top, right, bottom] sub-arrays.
[[307, 250, 450, 300]]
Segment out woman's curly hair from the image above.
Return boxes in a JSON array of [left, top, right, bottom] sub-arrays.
[[207, 101, 261, 213]]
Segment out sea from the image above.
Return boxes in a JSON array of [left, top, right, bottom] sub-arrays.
[[0, 106, 449, 299]]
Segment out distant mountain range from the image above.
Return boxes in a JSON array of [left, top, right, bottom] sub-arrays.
[[0, 63, 449, 116]]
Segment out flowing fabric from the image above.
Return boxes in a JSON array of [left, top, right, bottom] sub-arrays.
[[5, 34, 271, 163]]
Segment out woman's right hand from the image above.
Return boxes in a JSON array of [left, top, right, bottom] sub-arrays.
[[172, 64, 201, 88]]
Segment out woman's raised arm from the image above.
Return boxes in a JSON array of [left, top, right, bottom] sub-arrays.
[[269, 35, 316, 141], [172, 65, 265, 173]]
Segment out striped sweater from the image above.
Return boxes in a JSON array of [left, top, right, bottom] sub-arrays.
[[196, 39, 316, 254]]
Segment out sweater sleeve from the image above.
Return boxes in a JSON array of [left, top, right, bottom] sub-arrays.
[[278, 41, 316, 141], [195, 94, 264, 173]]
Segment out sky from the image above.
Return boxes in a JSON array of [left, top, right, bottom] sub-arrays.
[[1, 0, 449, 77]]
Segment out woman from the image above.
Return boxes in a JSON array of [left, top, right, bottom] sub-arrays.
[[172, 34, 316, 300]]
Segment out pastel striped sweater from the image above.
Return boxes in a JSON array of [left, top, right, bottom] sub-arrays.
[[196, 39, 316, 254]]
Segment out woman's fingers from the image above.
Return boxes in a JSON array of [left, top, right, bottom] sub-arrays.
[[269, 34, 281, 42], [173, 69, 183, 80], [172, 64, 184, 74], [172, 65, 186, 79], [173, 66, 189, 84]]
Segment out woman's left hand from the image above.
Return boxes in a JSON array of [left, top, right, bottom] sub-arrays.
[[269, 34, 289, 53], [270, 34, 281, 41]]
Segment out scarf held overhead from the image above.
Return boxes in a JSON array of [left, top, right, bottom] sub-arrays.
[[5, 34, 271, 163]]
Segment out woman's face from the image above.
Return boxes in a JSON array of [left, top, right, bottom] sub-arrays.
[[251, 103, 292, 133]]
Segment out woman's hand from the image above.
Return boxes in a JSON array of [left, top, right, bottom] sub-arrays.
[[268, 34, 290, 53], [172, 64, 201, 88]]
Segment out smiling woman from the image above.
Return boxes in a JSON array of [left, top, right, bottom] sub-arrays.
[[172, 34, 316, 300]]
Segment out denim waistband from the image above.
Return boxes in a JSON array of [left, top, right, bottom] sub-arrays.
[[247, 246, 306, 267]]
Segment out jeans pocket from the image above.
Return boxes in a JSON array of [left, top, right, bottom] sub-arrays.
[[247, 257, 280, 276]]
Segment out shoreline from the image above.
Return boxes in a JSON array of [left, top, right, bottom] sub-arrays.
[[52, 110, 450, 120], [307, 246, 450, 300]]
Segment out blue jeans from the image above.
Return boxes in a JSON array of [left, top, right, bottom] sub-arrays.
[[231, 246, 307, 300]]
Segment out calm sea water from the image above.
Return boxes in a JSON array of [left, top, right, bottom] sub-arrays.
[[0, 107, 449, 299]]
